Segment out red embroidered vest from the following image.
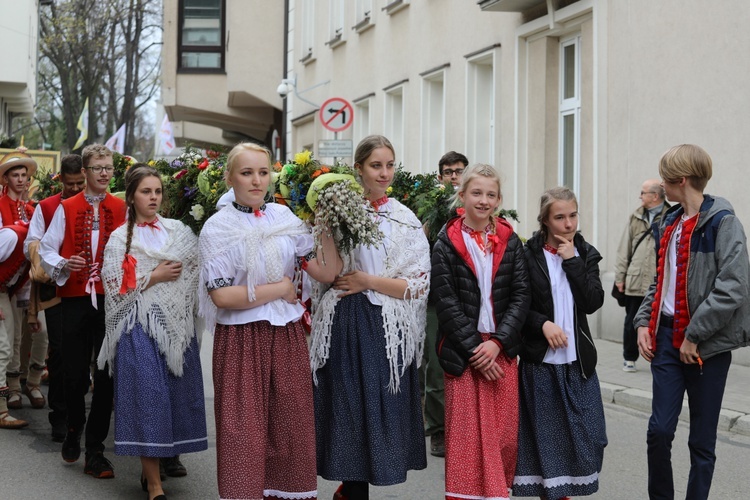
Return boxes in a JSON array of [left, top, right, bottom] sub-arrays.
[[0, 194, 35, 225], [58, 192, 126, 297], [39, 193, 63, 228], [647, 214, 698, 350], [0, 225, 30, 293]]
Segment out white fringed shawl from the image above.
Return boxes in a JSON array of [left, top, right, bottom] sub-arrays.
[[310, 199, 430, 393], [98, 217, 200, 377], [197, 203, 310, 333]]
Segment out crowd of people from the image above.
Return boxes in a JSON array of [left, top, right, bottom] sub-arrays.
[[0, 138, 747, 500]]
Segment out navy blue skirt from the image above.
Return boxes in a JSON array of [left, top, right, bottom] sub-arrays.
[[513, 360, 607, 498], [113, 322, 208, 457], [314, 293, 427, 485]]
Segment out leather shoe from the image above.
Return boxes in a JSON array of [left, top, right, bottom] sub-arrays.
[[23, 385, 46, 409], [160, 456, 186, 477], [7, 390, 22, 409], [61, 428, 82, 462], [0, 411, 29, 429], [430, 431, 445, 457]]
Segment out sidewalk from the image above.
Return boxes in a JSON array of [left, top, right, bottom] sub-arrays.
[[595, 338, 750, 436]]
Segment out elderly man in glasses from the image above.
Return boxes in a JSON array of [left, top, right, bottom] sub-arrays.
[[614, 178, 669, 373], [40, 144, 126, 479]]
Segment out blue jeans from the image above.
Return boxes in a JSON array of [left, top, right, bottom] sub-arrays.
[[647, 324, 731, 500]]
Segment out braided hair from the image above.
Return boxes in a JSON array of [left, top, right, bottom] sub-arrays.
[[123, 163, 162, 255]]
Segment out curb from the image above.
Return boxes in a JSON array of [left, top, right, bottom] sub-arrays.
[[599, 382, 750, 437]]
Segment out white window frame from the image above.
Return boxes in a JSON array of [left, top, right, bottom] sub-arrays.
[[300, 0, 315, 62], [420, 70, 446, 174], [327, 0, 345, 46], [558, 34, 581, 195], [354, 0, 373, 25], [465, 52, 495, 165], [353, 96, 372, 146], [384, 85, 405, 164]]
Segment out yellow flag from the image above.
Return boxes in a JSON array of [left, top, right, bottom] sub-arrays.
[[73, 98, 89, 150]]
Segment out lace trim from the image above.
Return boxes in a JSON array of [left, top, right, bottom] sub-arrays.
[[232, 201, 266, 214], [84, 193, 106, 204], [51, 259, 67, 282], [206, 277, 234, 291], [513, 472, 599, 488], [262, 489, 318, 499]]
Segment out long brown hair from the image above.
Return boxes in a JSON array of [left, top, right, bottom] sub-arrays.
[[123, 164, 162, 255], [537, 186, 577, 240]]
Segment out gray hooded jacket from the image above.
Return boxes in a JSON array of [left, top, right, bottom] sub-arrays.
[[634, 195, 750, 359]]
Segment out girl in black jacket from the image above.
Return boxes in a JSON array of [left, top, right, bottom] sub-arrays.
[[512, 187, 607, 500], [431, 163, 530, 500]]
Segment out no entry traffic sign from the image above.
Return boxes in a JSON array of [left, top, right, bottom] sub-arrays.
[[319, 97, 354, 132]]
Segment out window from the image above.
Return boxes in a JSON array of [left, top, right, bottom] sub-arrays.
[[328, 0, 345, 45], [354, 96, 372, 145], [466, 53, 495, 164], [421, 71, 445, 173], [178, 0, 225, 71], [300, 0, 316, 62], [384, 86, 405, 163], [353, 0, 373, 32], [559, 35, 580, 193]]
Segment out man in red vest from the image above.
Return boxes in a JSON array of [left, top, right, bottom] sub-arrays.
[[0, 224, 32, 429], [0, 150, 36, 226], [40, 144, 126, 479], [25, 154, 85, 441]]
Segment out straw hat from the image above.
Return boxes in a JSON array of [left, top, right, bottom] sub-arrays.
[[0, 150, 37, 185]]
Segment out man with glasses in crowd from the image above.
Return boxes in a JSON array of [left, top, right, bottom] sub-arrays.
[[614, 179, 669, 372], [40, 144, 126, 479], [424, 151, 468, 457]]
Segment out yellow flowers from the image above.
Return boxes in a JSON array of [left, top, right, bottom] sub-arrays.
[[386, 186, 393, 195], [294, 150, 313, 166]]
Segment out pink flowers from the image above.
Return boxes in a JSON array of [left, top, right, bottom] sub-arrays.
[[173, 169, 188, 180]]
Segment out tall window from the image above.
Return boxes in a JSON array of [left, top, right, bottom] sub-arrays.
[[384, 86, 405, 163], [354, 97, 372, 145], [300, 0, 316, 61], [355, 0, 372, 23], [179, 0, 225, 71], [421, 71, 445, 173], [559, 35, 581, 193], [329, 0, 344, 42], [466, 53, 494, 164]]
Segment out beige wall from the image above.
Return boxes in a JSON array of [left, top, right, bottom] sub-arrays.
[[0, 0, 39, 131]]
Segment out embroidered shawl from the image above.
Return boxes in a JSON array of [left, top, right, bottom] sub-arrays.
[[98, 216, 200, 376], [310, 199, 431, 393]]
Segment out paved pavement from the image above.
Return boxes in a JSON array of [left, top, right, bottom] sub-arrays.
[[594, 338, 750, 436]]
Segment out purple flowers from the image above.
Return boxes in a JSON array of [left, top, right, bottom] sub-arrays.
[[171, 159, 183, 168], [184, 186, 198, 199]]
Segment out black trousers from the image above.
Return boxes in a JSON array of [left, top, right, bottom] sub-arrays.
[[622, 295, 644, 362], [45, 302, 66, 427], [60, 295, 112, 453]]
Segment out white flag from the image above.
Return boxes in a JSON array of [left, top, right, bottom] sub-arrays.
[[105, 124, 126, 154], [159, 115, 175, 155]]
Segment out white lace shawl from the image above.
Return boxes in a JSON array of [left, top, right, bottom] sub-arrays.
[[310, 199, 430, 393], [197, 203, 310, 333], [98, 217, 200, 377]]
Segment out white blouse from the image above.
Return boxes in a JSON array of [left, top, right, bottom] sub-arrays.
[[351, 199, 393, 306], [203, 204, 314, 327], [461, 230, 496, 334], [542, 248, 578, 364]]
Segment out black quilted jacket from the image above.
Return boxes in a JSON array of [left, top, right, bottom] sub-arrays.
[[520, 231, 604, 379], [431, 217, 531, 376]]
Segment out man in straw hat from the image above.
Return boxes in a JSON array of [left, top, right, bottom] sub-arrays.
[[0, 150, 37, 429]]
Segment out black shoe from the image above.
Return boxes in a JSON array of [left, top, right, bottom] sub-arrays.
[[61, 428, 82, 462], [160, 456, 187, 477], [51, 420, 67, 442], [84, 451, 115, 479], [430, 431, 445, 457]]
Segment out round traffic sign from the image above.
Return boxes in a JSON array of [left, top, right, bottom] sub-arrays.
[[319, 97, 354, 132]]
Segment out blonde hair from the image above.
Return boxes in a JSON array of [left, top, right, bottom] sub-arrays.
[[659, 144, 712, 191], [537, 186, 578, 239], [454, 163, 503, 229], [225, 142, 272, 179], [81, 144, 113, 168]]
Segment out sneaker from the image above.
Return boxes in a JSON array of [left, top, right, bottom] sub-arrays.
[[161, 455, 187, 477], [430, 431, 445, 457], [623, 360, 637, 373], [84, 452, 115, 479], [61, 428, 82, 462]]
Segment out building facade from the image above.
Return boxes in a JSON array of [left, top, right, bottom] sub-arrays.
[[0, 0, 42, 137]]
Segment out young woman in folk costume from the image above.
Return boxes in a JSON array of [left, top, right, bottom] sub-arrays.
[[198, 142, 341, 500], [310, 135, 430, 500], [513, 187, 607, 500], [431, 163, 530, 500], [99, 164, 207, 500]]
